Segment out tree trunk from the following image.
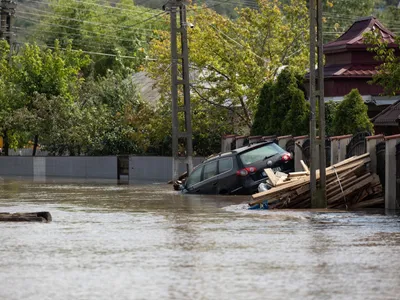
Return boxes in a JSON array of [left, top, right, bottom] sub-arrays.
[[3, 130, 9, 156], [32, 134, 39, 156]]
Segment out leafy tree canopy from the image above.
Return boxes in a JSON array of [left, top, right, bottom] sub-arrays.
[[333, 89, 374, 135]]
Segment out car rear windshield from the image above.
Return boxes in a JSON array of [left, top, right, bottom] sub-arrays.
[[239, 143, 285, 166]]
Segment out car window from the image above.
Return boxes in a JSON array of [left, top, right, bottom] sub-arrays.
[[239, 143, 285, 166], [203, 161, 218, 180], [186, 166, 203, 188], [218, 157, 233, 173]]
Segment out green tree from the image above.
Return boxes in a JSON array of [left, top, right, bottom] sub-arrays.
[[333, 89, 374, 135], [251, 81, 274, 135], [5, 41, 90, 155], [147, 0, 309, 142], [364, 29, 400, 95], [30, 0, 168, 76], [325, 100, 339, 136], [323, 0, 376, 43], [281, 87, 309, 136]]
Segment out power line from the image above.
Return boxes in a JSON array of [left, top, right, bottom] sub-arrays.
[[16, 9, 165, 32], [14, 40, 157, 60], [15, 15, 162, 41], [18, 0, 162, 16]]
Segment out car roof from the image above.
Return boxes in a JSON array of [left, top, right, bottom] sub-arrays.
[[201, 141, 275, 164]]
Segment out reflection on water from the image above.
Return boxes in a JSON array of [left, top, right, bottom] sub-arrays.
[[0, 178, 399, 300]]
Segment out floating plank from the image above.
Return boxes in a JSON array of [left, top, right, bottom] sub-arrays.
[[0, 212, 52, 223]]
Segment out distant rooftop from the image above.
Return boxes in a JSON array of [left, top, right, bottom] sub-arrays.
[[324, 16, 396, 52]]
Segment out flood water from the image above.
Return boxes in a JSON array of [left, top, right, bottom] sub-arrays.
[[0, 178, 400, 300]]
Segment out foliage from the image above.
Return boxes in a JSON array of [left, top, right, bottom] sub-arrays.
[[29, 0, 168, 76], [251, 68, 309, 136], [251, 81, 274, 135], [281, 87, 309, 136], [364, 29, 400, 95], [147, 0, 310, 145], [45, 70, 152, 156], [323, 0, 376, 43], [325, 100, 339, 137], [333, 89, 374, 135]]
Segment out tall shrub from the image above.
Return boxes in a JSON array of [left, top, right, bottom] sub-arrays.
[[333, 89, 374, 135]]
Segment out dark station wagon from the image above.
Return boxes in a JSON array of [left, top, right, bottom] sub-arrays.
[[181, 141, 294, 195]]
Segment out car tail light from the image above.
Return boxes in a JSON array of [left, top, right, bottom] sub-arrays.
[[236, 166, 257, 176], [281, 153, 292, 161]]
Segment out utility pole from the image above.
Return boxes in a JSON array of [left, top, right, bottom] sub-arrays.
[[164, 0, 193, 180], [309, 0, 326, 208]]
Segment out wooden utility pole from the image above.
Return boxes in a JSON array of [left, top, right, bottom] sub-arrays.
[[164, 0, 193, 180], [309, 0, 327, 208]]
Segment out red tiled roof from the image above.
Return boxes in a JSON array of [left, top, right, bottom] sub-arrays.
[[322, 64, 377, 78], [372, 100, 400, 126], [324, 16, 396, 52]]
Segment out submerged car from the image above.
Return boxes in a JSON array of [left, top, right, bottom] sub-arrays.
[[181, 141, 294, 195]]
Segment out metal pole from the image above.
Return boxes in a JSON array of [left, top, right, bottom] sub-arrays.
[[309, 0, 318, 206], [317, 0, 327, 207]]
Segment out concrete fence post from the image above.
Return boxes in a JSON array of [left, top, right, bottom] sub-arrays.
[[329, 134, 352, 165], [221, 135, 236, 153], [384, 135, 400, 210], [294, 135, 309, 172], [235, 136, 247, 149], [366, 134, 384, 175], [330, 137, 339, 165], [338, 135, 353, 162], [277, 135, 293, 150]]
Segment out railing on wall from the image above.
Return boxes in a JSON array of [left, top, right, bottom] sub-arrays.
[[346, 131, 370, 158], [376, 141, 386, 187]]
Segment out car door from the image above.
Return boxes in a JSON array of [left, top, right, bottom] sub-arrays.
[[185, 161, 219, 194], [198, 160, 219, 194], [215, 157, 240, 194]]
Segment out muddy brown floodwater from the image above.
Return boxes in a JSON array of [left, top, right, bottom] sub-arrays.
[[0, 178, 399, 300]]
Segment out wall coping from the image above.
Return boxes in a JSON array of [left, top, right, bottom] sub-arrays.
[[294, 135, 309, 140], [248, 135, 263, 139], [277, 135, 292, 140], [235, 135, 247, 140], [262, 135, 277, 140], [222, 134, 237, 139], [384, 134, 400, 141], [330, 134, 353, 141], [365, 134, 385, 140]]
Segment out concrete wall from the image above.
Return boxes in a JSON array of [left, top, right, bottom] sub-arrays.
[[0, 156, 204, 182], [129, 156, 204, 182], [0, 157, 34, 176], [46, 157, 118, 179]]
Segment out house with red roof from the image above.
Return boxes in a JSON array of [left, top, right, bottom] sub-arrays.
[[306, 16, 400, 118]]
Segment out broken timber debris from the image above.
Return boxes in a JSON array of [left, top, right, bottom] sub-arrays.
[[0, 212, 52, 222], [249, 153, 383, 209]]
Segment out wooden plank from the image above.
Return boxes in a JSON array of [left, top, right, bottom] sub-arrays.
[[288, 171, 309, 178], [250, 155, 371, 206], [264, 168, 278, 187], [300, 160, 310, 173], [327, 174, 375, 203]]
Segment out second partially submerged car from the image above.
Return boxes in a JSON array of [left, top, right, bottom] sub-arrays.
[[181, 141, 294, 195]]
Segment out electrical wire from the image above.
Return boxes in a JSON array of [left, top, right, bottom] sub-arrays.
[[15, 15, 162, 40], [16, 9, 165, 32]]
